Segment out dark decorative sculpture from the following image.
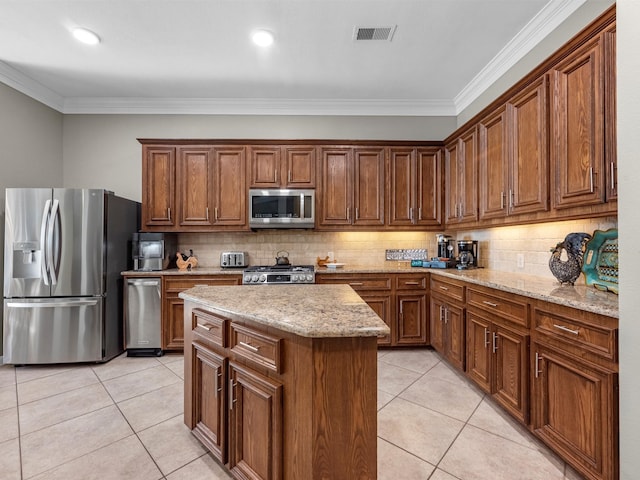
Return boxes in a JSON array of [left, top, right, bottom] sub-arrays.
[[549, 232, 592, 285]]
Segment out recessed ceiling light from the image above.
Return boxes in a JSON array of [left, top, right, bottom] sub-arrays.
[[252, 30, 274, 47], [72, 27, 100, 45]]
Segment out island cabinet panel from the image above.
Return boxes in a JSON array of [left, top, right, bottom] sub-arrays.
[[183, 298, 379, 480], [142, 146, 176, 228], [162, 275, 242, 351], [530, 300, 618, 480]]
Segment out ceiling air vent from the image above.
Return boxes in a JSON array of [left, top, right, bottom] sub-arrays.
[[353, 25, 396, 42]]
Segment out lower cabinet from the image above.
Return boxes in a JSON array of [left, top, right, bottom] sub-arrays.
[[429, 276, 465, 371], [162, 275, 242, 351], [396, 275, 429, 346]]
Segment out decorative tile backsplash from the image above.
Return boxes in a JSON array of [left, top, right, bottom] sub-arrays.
[[178, 216, 617, 281]]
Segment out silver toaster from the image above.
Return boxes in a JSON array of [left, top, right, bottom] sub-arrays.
[[220, 251, 249, 268]]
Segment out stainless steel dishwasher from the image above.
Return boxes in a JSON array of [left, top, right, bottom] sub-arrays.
[[125, 277, 162, 356]]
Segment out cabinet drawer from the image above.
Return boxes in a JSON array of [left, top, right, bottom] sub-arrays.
[[430, 276, 465, 303], [534, 307, 617, 362], [164, 276, 242, 291], [396, 275, 427, 290], [192, 308, 228, 347], [230, 323, 283, 373], [317, 275, 392, 291], [467, 287, 529, 328]]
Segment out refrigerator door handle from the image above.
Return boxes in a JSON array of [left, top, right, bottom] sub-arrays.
[[47, 199, 60, 285], [6, 298, 101, 308], [40, 199, 52, 285]]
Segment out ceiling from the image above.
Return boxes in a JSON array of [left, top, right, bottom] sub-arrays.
[[0, 0, 598, 116]]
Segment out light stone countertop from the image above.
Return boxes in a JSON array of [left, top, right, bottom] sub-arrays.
[[123, 263, 619, 319], [179, 284, 391, 338]]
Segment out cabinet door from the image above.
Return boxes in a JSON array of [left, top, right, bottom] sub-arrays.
[[142, 146, 176, 227], [163, 291, 185, 351], [444, 140, 461, 224], [445, 302, 465, 371], [509, 76, 549, 216], [319, 148, 352, 226], [603, 25, 617, 202], [192, 342, 227, 463], [466, 311, 492, 393], [213, 146, 247, 226], [459, 127, 478, 223], [493, 324, 529, 424], [228, 362, 283, 480], [177, 147, 214, 227], [532, 343, 618, 480], [285, 146, 316, 187], [550, 36, 605, 209], [397, 293, 427, 346], [479, 105, 509, 220], [353, 148, 385, 226], [250, 146, 281, 187], [388, 147, 414, 227], [415, 148, 442, 226], [429, 296, 446, 355], [359, 293, 393, 346]]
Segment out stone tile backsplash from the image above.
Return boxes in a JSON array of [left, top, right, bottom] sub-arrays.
[[178, 216, 617, 281]]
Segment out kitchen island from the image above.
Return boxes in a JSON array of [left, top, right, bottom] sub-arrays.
[[180, 284, 389, 480]]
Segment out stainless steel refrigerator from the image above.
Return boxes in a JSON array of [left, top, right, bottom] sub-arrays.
[[3, 188, 139, 364]]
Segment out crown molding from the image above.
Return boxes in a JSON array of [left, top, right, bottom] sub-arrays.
[[453, 0, 587, 114], [60, 97, 456, 116], [0, 61, 64, 111]]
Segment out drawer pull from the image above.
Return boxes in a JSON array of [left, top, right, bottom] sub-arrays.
[[349, 282, 364, 286], [198, 323, 214, 331], [404, 281, 421, 286], [492, 332, 498, 353], [553, 324, 580, 335], [483, 301, 498, 307], [439, 286, 449, 291], [239, 341, 260, 352]]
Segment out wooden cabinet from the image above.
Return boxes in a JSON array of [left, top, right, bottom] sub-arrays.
[[162, 275, 242, 351], [603, 23, 617, 202], [142, 146, 176, 228], [478, 77, 548, 220], [318, 147, 385, 228], [429, 276, 465, 371], [395, 275, 428, 346], [177, 147, 214, 227], [550, 35, 605, 209], [466, 286, 530, 423], [531, 301, 618, 480], [388, 147, 442, 228], [249, 145, 316, 188], [445, 127, 478, 226], [212, 146, 247, 228]]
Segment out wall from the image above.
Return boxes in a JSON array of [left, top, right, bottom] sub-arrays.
[[62, 115, 456, 202], [0, 83, 64, 358], [617, 1, 639, 478]]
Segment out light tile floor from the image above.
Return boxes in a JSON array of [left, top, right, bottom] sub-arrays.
[[0, 348, 585, 479]]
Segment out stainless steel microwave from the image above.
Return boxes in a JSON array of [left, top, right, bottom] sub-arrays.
[[248, 189, 315, 229]]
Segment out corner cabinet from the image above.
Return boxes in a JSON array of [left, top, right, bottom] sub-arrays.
[[388, 147, 442, 228]]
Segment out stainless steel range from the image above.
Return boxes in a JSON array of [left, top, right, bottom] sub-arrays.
[[242, 265, 315, 285]]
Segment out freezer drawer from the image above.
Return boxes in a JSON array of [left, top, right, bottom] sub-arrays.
[[3, 297, 103, 364], [125, 278, 162, 355]]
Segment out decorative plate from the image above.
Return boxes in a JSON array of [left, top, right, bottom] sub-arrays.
[[582, 228, 618, 294]]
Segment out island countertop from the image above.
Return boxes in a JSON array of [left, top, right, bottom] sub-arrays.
[[179, 284, 390, 338]]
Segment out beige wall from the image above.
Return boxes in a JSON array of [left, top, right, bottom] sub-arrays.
[[61, 114, 456, 202]]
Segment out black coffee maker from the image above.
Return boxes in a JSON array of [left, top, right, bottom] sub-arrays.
[[436, 234, 455, 259], [457, 240, 478, 269]]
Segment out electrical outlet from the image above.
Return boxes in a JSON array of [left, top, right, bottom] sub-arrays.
[[328, 251, 334, 260], [517, 253, 525, 269]]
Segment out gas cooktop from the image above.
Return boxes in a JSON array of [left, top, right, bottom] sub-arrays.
[[243, 265, 315, 284]]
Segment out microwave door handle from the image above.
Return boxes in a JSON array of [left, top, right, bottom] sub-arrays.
[[40, 199, 52, 285], [46, 199, 60, 285]]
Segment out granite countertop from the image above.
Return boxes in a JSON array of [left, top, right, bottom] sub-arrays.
[[179, 284, 391, 339], [121, 267, 243, 276], [317, 264, 619, 318]]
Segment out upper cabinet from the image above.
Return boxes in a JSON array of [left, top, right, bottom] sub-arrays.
[[142, 146, 176, 228], [249, 145, 316, 188], [388, 147, 442, 228], [317, 146, 385, 229], [603, 23, 617, 202], [479, 77, 549, 220], [177, 147, 215, 228], [445, 127, 478, 226]]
